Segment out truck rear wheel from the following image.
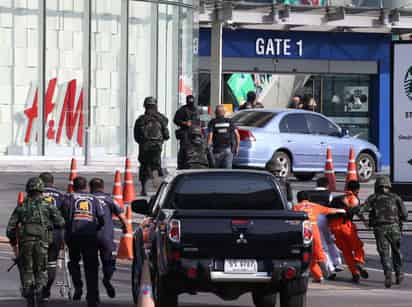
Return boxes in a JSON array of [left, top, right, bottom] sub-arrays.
[[252, 292, 277, 307], [154, 273, 178, 307], [280, 292, 307, 307]]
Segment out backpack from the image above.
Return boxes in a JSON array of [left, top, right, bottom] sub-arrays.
[[143, 115, 163, 144], [21, 198, 49, 240]]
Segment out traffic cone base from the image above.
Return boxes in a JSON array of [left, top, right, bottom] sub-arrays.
[[137, 261, 155, 307], [117, 205, 134, 260], [324, 147, 337, 192]]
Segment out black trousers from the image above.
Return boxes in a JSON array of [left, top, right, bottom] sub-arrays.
[[45, 230, 63, 293], [67, 236, 99, 304], [98, 238, 116, 281]]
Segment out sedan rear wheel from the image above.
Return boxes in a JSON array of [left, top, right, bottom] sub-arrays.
[[357, 153, 376, 182]]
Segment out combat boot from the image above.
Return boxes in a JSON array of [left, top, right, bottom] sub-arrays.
[[352, 274, 360, 284], [73, 287, 83, 300], [103, 278, 116, 298], [396, 272, 405, 285], [356, 263, 369, 279], [384, 273, 392, 288]]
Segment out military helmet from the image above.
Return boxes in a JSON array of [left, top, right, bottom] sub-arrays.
[[143, 96, 157, 108], [26, 177, 44, 193], [375, 176, 392, 189]]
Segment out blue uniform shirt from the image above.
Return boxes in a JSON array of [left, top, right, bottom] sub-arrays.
[[62, 192, 105, 240], [92, 191, 123, 242], [43, 186, 66, 243]]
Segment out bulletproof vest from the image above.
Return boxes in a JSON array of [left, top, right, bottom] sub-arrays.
[[21, 198, 49, 241], [142, 114, 163, 144], [67, 193, 99, 236], [369, 192, 401, 226], [211, 117, 232, 150], [306, 190, 331, 206]]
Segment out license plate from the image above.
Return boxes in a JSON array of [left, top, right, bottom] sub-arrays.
[[224, 259, 258, 274]]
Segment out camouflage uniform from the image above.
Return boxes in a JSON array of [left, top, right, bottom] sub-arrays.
[[359, 176, 408, 287], [6, 178, 65, 305], [181, 126, 209, 169], [134, 97, 170, 195]]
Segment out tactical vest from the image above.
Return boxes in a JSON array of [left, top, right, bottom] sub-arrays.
[[21, 198, 49, 242], [369, 193, 401, 226]]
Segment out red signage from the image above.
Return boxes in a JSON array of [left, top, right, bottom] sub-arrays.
[[24, 78, 84, 147]]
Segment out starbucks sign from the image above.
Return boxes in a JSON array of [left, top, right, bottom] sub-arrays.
[[392, 42, 412, 184], [405, 66, 412, 101]]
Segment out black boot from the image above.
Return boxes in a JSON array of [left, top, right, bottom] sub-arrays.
[[103, 278, 116, 298], [384, 273, 392, 288], [396, 272, 404, 285], [73, 287, 83, 300], [356, 263, 369, 279], [352, 274, 360, 284]]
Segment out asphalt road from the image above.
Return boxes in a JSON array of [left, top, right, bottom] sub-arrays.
[[1, 172, 412, 306]]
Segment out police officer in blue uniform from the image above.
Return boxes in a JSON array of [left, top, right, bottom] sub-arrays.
[[89, 178, 127, 299], [38, 172, 66, 301], [61, 176, 104, 307]]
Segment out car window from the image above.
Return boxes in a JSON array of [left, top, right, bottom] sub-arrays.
[[279, 114, 309, 134], [305, 114, 340, 136], [231, 111, 276, 128], [167, 173, 285, 210]]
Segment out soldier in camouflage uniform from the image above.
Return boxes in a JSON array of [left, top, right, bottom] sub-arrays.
[[134, 97, 170, 196], [358, 176, 408, 288], [6, 177, 65, 306], [180, 126, 210, 169]]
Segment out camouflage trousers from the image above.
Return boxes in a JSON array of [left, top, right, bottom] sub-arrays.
[[373, 224, 402, 275], [138, 146, 162, 183], [19, 240, 48, 296]]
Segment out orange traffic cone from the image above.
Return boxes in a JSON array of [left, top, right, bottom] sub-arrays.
[[137, 261, 155, 307], [112, 170, 124, 209], [17, 192, 24, 206], [324, 147, 337, 192], [117, 204, 133, 260], [123, 158, 136, 204], [345, 147, 358, 189], [67, 158, 78, 193]]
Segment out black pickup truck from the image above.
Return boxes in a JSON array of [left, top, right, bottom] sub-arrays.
[[131, 170, 312, 307]]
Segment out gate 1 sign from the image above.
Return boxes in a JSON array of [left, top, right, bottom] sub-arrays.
[[391, 42, 412, 199]]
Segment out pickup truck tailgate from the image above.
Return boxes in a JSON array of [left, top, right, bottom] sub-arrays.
[[173, 210, 306, 259]]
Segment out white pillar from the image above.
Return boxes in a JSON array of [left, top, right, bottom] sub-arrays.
[[210, 18, 223, 112]]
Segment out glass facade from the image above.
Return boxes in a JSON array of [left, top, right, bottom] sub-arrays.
[[0, 0, 198, 159], [199, 72, 373, 140]]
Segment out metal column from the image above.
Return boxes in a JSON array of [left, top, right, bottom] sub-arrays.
[[38, 0, 46, 156], [83, 0, 92, 165], [121, 0, 130, 157], [210, 17, 223, 111]]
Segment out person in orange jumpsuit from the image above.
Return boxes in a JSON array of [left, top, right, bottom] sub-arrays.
[[328, 180, 368, 283], [293, 191, 346, 282]]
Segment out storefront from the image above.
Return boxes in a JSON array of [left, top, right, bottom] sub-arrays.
[[0, 0, 197, 160], [198, 28, 392, 167]]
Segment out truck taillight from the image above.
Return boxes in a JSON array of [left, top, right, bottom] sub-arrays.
[[168, 219, 181, 243], [237, 129, 256, 142], [302, 220, 313, 245]]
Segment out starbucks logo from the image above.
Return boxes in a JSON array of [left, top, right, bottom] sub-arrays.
[[405, 66, 412, 101]]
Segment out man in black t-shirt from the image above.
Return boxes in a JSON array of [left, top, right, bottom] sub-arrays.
[[207, 105, 240, 169]]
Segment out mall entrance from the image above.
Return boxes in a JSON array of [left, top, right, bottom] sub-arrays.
[[198, 57, 378, 141]]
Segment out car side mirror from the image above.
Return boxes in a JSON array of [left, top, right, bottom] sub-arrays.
[[131, 198, 151, 215], [341, 128, 349, 137]]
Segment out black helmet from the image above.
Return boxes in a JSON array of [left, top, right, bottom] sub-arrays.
[[26, 177, 44, 193], [143, 96, 157, 108], [375, 176, 392, 190]]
